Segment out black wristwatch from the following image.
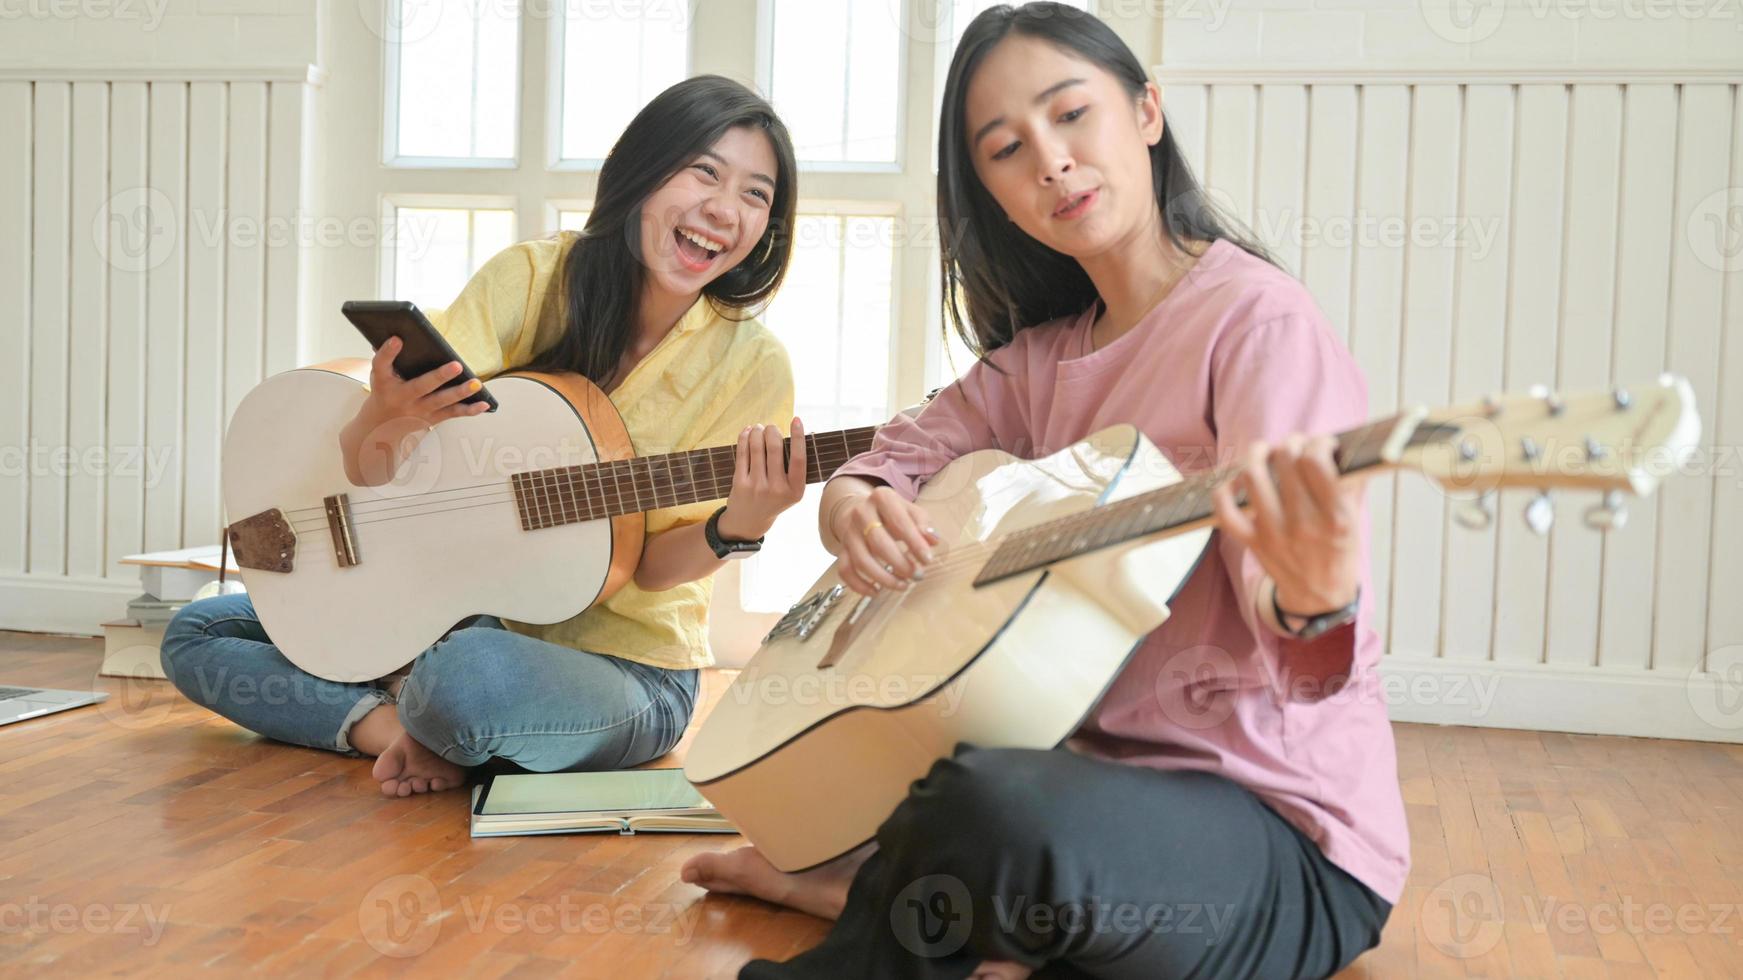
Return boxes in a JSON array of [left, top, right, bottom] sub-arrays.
[[705, 505, 764, 560], [1272, 584, 1361, 641]]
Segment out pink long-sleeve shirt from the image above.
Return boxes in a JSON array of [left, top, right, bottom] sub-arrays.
[[830, 239, 1410, 904]]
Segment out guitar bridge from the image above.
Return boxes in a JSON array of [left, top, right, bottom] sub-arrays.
[[324, 493, 360, 567], [762, 585, 846, 644], [228, 509, 296, 573]]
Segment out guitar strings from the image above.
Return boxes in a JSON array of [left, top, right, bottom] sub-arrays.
[[278, 447, 868, 534], [273, 439, 868, 520]]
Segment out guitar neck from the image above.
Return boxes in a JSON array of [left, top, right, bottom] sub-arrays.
[[510, 426, 881, 530], [972, 413, 1452, 587]]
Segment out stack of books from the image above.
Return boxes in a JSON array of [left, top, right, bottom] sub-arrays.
[[101, 546, 241, 679]]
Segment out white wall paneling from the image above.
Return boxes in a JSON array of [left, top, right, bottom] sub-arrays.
[[0, 75, 316, 634], [1159, 67, 1743, 741]]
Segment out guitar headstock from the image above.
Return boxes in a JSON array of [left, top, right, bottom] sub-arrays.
[[1395, 374, 1701, 500]]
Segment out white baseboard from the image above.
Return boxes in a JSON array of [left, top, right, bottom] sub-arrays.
[[1378, 656, 1743, 744], [0, 573, 138, 637], [3, 574, 1735, 744]]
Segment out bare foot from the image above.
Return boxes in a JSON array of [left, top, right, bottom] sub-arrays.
[[680, 843, 874, 920], [371, 730, 466, 797], [350, 703, 465, 797]]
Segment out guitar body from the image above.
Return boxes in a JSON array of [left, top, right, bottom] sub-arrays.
[[221, 360, 642, 682], [685, 425, 1214, 872]]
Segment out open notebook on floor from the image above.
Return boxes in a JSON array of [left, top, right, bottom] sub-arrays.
[[469, 768, 737, 838]]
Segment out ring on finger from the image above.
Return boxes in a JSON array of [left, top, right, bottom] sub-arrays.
[[862, 521, 884, 540]]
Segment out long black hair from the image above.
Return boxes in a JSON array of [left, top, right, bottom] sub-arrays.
[[526, 75, 798, 384], [937, 2, 1272, 360]]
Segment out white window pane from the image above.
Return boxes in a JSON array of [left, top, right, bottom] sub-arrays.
[[471, 210, 516, 272], [392, 206, 517, 312], [934, 0, 1092, 167], [392, 0, 521, 160], [770, 0, 902, 164], [740, 211, 896, 613], [926, 263, 980, 388], [557, 209, 591, 232], [561, 5, 688, 161]]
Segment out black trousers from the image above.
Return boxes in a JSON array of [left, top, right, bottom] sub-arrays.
[[743, 746, 1391, 980]]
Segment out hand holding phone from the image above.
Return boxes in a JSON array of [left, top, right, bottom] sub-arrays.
[[364, 336, 494, 425], [337, 300, 496, 487], [341, 299, 497, 413]]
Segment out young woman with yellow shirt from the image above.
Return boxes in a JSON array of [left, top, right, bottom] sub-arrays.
[[161, 76, 806, 798]]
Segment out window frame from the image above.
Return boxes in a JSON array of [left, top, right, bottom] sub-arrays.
[[379, 0, 525, 169], [545, 4, 697, 172], [377, 192, 521, 302], [753, 0, 913, 175]]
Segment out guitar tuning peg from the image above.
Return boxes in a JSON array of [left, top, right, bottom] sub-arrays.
[[1524, 491, 1555, 536], [1613, 387, 1633, 411], [1456, 491, 1496, 531], [1583, 490, 1629, 532]]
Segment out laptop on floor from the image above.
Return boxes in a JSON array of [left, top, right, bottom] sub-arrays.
[[0, 685, 108, 726]]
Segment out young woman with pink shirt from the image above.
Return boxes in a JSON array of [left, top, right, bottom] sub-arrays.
[[683, 6, 1408, 977]]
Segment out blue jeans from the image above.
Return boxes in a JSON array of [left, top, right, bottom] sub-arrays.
[[160, 592, 699, 772]]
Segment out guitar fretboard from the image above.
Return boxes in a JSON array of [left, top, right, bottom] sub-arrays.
[[510, 426, 880, 530], [972, 414, 1445, 587]]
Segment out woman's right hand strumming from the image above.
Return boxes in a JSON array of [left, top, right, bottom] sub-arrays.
[[825, 483, 943, 597], [338, 336, 492, 487]]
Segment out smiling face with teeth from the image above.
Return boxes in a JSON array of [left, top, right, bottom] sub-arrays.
[[638, 125, 780, 301]]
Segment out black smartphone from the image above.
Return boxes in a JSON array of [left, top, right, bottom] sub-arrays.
[[340, 299, 498, 412]]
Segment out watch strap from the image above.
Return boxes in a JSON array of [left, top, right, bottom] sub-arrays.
[[1271, 584, 1361, 642], [705, 505, 764, 558]]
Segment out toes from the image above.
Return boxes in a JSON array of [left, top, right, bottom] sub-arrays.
[[409, 777, 429, 794], [429, 778, 448, 792], [396, 780, 413, 798], [379, 779, 400, 797]]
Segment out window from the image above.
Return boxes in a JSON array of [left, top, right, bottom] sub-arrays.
[[384, 0, 521, 165], [765, 0, 904, 166], [931, 0, 1093, 165], [555, 3, 690, 164], [385, 201, 517, 310], [355, 0, 1100, 646], [553, 207, 591, 234], [741, 210, 898, 612]]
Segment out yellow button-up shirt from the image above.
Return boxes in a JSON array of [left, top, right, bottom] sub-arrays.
[[426, 231, 795, 670]]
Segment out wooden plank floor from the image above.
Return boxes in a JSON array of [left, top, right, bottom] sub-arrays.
[[3, 630, 1742, 978]]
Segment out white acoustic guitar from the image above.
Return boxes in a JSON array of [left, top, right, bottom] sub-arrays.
[[221, 359, 886, 682], [685, 377, 1702, 873]]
